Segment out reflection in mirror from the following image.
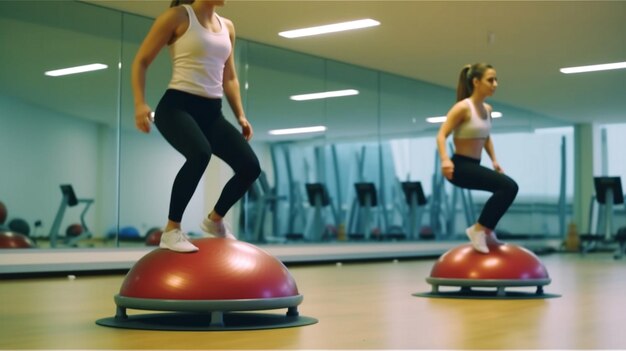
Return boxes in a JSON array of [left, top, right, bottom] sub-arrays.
[[0, 1, 122, 249], [0, 1, 579, 252]]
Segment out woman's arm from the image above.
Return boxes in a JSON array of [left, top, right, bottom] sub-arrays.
[[221, 18, 253, 141], [131, 7, 182, 133], [436, 102, 466, 179]]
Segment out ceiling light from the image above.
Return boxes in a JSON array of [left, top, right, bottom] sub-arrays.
[[426, 112, 502, 124], [426, 116, 447, 124], [279, 19, 380, 38], [560, 61, 626, 74], [290, 89, 359, 101], [45, 63, 108, 77], [269, 126, 327, 135]]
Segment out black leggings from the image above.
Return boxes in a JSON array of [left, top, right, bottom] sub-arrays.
[[154, 89, 261, 222], [447, 154, 518, 230]]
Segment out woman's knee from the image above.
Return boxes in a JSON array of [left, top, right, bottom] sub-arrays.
[[187, 148, 211, 169], [243, 158, 262, 183], [504, 177, 519, 198]]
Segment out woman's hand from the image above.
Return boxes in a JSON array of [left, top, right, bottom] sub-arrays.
[[238, 116, 253, 141], [493, 160, 504, 173], [135, 104, 153, 133], [441, 159, 454, 180]]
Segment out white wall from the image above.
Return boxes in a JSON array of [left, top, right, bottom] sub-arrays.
[[0, 95, 99, 237], [0, 94, 226, 240]]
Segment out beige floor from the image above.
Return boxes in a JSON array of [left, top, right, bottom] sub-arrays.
[[1, 252, 625, 350]]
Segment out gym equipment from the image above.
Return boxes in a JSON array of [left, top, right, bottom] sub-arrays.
[[117, 226, 141, 241], [415, 239, 557, 299], [274, 145, 307, 241], [49, 184, 94, 247], [0, 231, 36, 249], [615, 227, 626, 259], [96, 238, 317, 330], [401, 181, 427, 239], [593, 176, 623, 241], [144, 227, 162, 246], [305, 183, 333, 241], [8, 218, 30, 236], [581, 176, 625, 259], [419, 226, 435, 240], [65, 223, 83, 237], [348, 182, 378, 240], [242, 171, 285, 243], [0, 201, 6, 225]]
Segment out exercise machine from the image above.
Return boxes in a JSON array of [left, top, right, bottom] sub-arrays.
[[581, 176, 625, 259], [304, 183, 337, 241], [401, 181, 427, 239], [49, 184, 94, 247]]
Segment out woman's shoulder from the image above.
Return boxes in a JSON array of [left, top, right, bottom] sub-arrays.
[[218, 15, 235, 33], [158, 5, 189, 24], [452, 99, 471, 113]]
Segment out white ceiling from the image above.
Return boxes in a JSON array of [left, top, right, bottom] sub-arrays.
[[86, 0, 626, 126]]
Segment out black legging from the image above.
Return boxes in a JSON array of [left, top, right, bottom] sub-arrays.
[[447, 154, 518, 230], [154, 89, 261, 222]]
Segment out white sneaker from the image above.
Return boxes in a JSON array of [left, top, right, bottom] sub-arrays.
[[159, 229, 199, 252], [487, 231, 503, 245], [466, 226, 489, 253], [200, 217, 237, 240]]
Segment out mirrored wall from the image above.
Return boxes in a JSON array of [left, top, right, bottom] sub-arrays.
[[1, 1, 580, 251]]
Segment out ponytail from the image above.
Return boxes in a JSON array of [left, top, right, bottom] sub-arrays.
[[170, 0, 194, 8], [456, 65, 472, 102], [455, 63, 494, 101]]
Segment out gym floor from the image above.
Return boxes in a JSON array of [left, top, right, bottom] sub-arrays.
[[1, 252, 624, 350]]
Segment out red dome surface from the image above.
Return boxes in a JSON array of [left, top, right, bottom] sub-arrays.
[[0, 231, 36, 249], [120, 238, 299, 300], [430, 243, 549, 280]]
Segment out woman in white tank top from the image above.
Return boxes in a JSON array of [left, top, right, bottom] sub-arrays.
[[436, 63, 519, 254], [131, 0, 260, 252]]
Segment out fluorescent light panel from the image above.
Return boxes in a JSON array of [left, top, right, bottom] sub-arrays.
[[290, 89, 359, 101], [426, 112, 502, 124], [269, 126, 327, 136], [279, 19, 380, 38], [45, 63, 108, 77], [560, 61, 626, 74], [426, 116, 447, 124]]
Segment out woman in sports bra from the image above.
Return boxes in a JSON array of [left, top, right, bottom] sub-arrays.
[[436, 63, 518, 253], [131, 0, 261, 252]]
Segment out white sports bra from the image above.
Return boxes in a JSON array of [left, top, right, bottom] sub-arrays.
[[453, 98, 491, 139]]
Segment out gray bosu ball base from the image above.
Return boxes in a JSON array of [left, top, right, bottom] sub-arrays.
[[96, 294, 318, 331], [96, 312, 318, 331], [413, 277, 561, 300]]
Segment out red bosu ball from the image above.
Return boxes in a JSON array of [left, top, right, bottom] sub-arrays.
[[0, 231, 36, 249], [419, 240, 555, 298], [430, 243, 549, 281], [120, 238, 299, 300], [96, 237, 317, 330]]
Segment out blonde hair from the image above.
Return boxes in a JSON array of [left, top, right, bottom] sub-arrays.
[[456, 63, 494, 101]]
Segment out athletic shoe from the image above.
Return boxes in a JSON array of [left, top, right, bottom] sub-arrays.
[[466, 226, 489, 253], [487, 230, 503, 245], [200, 217, 237, 240], [159, 228, 199, 252]]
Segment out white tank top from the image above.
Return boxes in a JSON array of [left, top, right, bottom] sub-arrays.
[[167, 5, 232, 98], [453, 98, 491, 139]]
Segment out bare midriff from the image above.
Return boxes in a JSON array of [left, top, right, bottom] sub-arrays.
[[453, 138, 486, 160]]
